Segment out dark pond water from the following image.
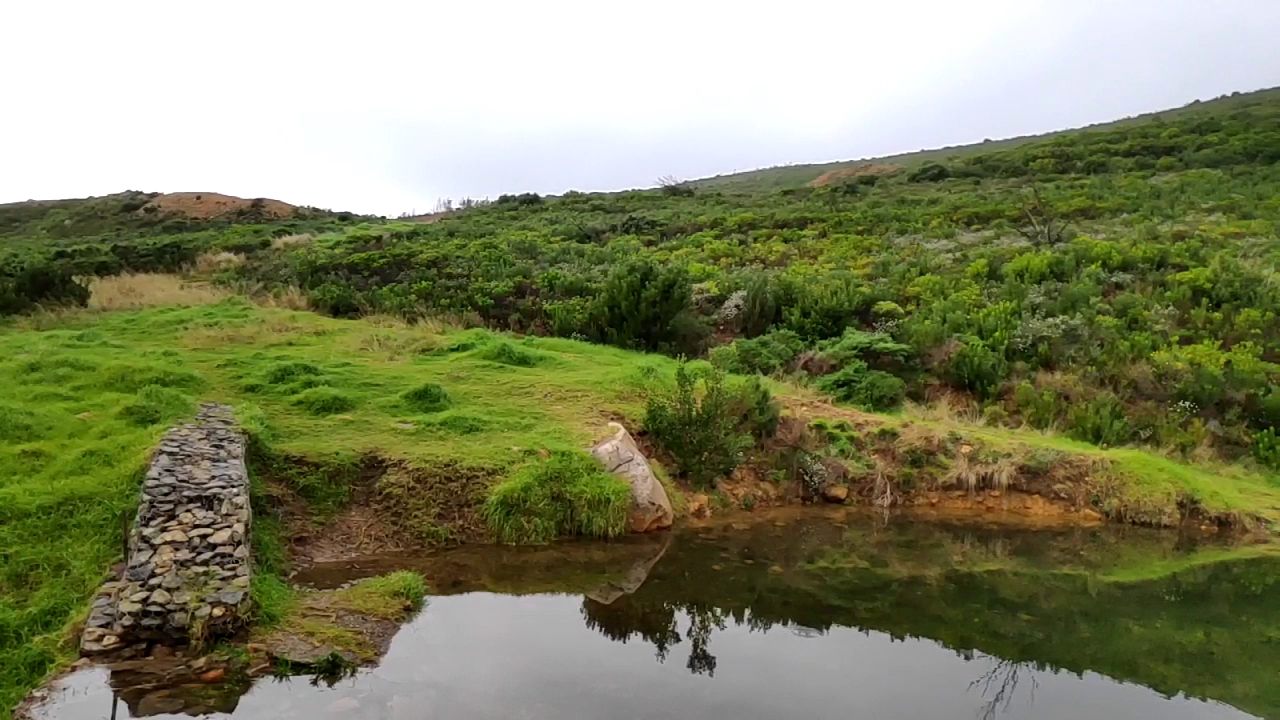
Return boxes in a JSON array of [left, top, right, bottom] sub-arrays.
[[30, 510, 1280, 720]]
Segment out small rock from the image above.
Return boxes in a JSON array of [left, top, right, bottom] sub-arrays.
[[822, 484, 850, 503], [199, 668, 226, 683], [158, 530, 190, 544], [151, 589, 172, 604]]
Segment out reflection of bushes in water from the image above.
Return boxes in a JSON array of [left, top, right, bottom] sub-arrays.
[[581, 598, 727, 677], [572, 524, 1280, 716]]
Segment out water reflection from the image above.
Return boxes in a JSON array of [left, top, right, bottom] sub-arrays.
[[31, 513, 1279, 720]]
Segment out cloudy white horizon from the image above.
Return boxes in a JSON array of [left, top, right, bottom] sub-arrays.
[[3, 0, 1278, 216]]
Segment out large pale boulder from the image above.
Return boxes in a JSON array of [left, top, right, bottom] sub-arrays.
[[589, 423, 674, 533]]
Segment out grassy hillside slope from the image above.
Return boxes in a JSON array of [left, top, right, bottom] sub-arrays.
[[690, 86, 1280, 192]]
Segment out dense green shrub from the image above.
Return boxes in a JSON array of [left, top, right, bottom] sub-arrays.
[[817, 361, 906, 411], [944, 339, 1008, 400], [731, 376, 781, 439], [645, 365, 751, 487], [1068, 394, 1132, 447], [709, 330, 806, 375], [592, 259, 704, 354], [0, 261, 89, 315], [482, 450, 631, 543], [1252, 429, 1280, 471], [818, 328, 912, 370]]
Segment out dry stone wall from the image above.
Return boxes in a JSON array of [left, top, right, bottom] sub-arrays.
[[81, 404, 252, 655]]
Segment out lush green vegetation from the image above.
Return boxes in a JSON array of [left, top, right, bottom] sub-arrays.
[[2, 298, 1279, 718], [5, 90, 1280, 469], [4, 87, 1280, 718], [205, 87, 1280, 467], [0, 191, 364, 313]]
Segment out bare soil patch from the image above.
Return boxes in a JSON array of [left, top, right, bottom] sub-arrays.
[[141, 192, 295, 220]]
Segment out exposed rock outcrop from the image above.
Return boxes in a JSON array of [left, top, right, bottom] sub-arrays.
[[589, 423, 673, 533], [81, 404, 252, 655]]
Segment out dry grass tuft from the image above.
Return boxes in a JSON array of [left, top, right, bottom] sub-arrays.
[[254, 285, 312, 311], [904, 395, 983, 425], [271, 233, 314, 250], [192, 251, 246, 273], [87, 273, 231, 310]]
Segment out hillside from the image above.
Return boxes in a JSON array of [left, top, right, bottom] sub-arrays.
[[690, 86, 1280, 192]]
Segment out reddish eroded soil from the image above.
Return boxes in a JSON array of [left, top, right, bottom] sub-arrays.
[[140, 192, 295, 220]]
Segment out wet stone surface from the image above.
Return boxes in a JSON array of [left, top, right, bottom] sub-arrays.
[[81, 404, 252, 655]]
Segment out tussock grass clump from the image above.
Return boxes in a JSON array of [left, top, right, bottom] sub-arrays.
[[402, 382, 451, 413], [418, 411, 492, 435], [292, 387, 356, 415], [271, 233, 314, 250], [483, 450, 631, 544], [100, 363, 203, 392], [336, 570, 428, 617], [0, 404, 40, 442], [264, 361, 324, 385], [479, 340, 544, 367], [116, 385, 196, 427]]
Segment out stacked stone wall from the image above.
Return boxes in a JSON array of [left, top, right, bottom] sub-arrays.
[[81, 404, 251, 654]]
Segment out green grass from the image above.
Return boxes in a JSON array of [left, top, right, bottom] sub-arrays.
[[333, 570, 427, 618], [0, 300, 679, 717], [2, 299, 1280, 716], [482, 450, 632, 544]]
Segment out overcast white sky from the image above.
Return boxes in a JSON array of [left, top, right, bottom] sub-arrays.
[[3, 1, 1278, 215]]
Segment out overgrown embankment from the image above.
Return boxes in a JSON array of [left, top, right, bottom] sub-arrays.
[[4, 301, 1280, 718]]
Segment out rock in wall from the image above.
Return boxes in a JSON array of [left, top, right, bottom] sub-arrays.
[[81, 404, 252, 655]]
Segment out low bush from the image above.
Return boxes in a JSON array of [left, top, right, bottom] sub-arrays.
[[711, 330, 806, 376], [731, 376, 781, 439], [1252, 428, 1280, 471], [944, 338, 1008, 400], [817, 361, 906, 411], [645, 364, 751, 487], [482, 450, 631, 543], [1068, 394, 1132, 447]]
